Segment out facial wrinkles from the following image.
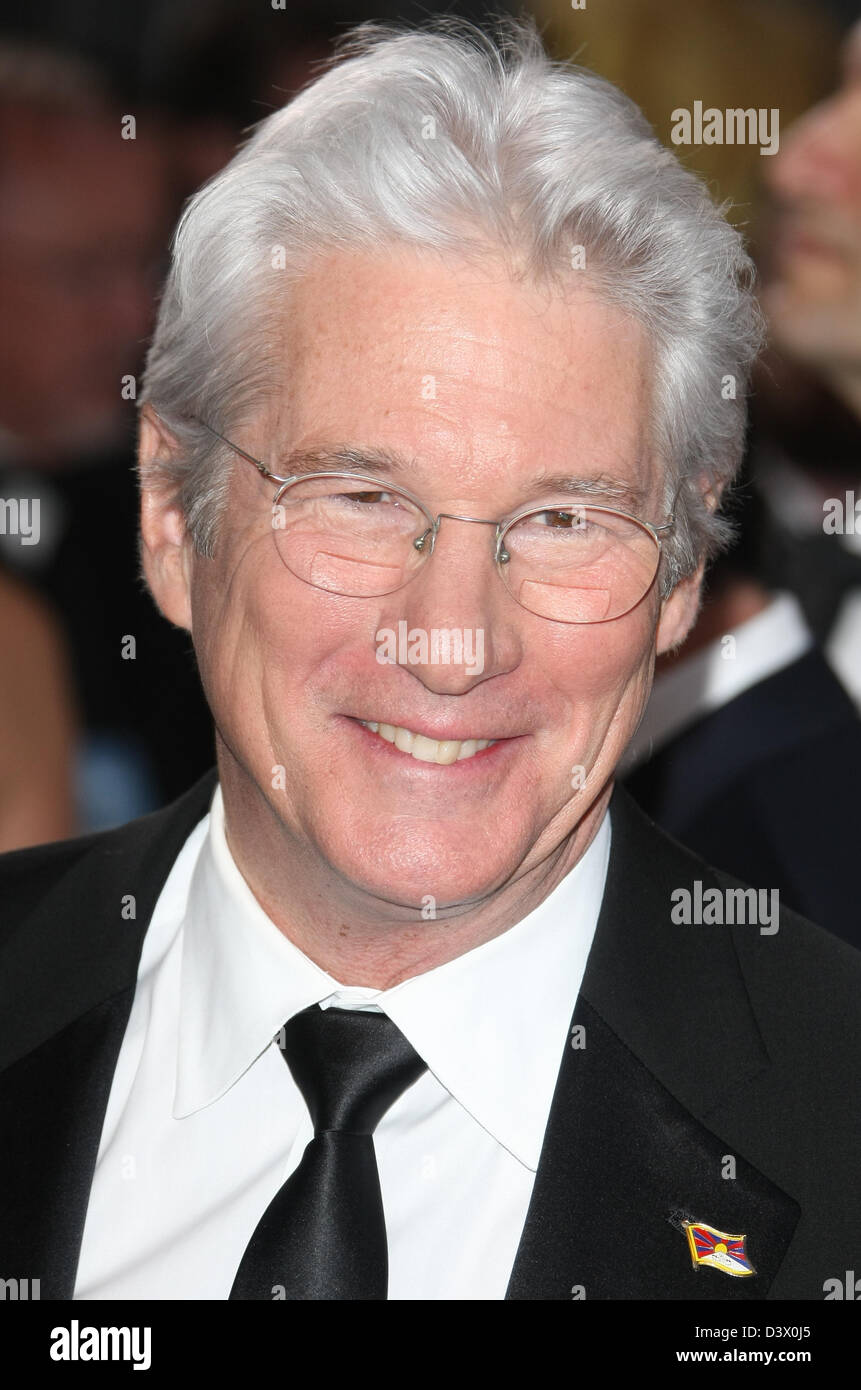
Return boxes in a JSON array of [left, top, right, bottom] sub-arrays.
[[287, 262, 653, 512], [191, 248, 669, 950], [398, 308, 651, 494]]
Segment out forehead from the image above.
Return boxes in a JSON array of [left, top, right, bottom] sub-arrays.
[[265, 243, 658, 504]]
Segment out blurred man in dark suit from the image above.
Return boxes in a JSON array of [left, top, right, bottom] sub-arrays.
[[752, 18, 861, 705], [623, 478, 861, 947], [625, 20, 861, 947]]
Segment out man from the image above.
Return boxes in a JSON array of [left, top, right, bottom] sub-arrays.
[[0, 45, 215, 828], [752, 17, 861, 705], [0, 18, 858, 1302]]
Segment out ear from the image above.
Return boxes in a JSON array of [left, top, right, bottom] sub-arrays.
[[655, 558, 706, 656], [138, 405, 194, 633], [655, 472, 722, 656]]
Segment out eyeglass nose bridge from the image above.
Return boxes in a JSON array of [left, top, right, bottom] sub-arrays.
[[414, 511, 508, 563]]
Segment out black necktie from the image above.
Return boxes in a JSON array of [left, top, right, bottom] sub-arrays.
[[229, 1004, 427, 1300]]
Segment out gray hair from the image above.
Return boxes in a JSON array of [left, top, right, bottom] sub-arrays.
[[140, 14, 764, 592]]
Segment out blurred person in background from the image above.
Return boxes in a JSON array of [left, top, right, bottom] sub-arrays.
[[0, 0, 515, 188], [533, 0, 840, 235], [623, 470, 861, 947], [0, 568, 77, 850], [0, 45, 214, 834], [753, 17, 861, 706], [625, 13, 861, 935]]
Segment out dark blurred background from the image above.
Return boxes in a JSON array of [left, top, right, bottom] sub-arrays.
[[1, 0, 859, 949]]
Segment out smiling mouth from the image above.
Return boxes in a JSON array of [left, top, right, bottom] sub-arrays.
[[356, 718, 498, 765], [777, 226, 849, 264]]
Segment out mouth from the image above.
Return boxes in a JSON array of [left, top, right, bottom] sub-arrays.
[[355, 717, 500, 765], [775, 224, 850, 266]]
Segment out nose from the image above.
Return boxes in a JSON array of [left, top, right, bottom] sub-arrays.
[[378, 513, 522, 695]]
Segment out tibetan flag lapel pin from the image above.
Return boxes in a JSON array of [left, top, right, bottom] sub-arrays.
[[682, 1220, 756, 1277]]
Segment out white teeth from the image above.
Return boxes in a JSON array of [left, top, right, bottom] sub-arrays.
[[394, 726, 415, 754], [412, 733, 441, 762], [358, 720, 496, 764], [432, 739, 462, 766]]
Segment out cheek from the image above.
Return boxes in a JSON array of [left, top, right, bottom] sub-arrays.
[[528, 611, 655, 792], [188, 553, 275, 727], [191, 554, 375, 737], [542, 606, 656, 709]]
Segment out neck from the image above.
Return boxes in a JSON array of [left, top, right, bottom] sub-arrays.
[[216, 742, 611, 989]]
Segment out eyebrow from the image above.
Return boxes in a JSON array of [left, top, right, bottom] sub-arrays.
[[275, 445, 649, 512]]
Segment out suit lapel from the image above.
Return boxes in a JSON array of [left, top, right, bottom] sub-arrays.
[[0, 768, 218, 1297], [506, 997, 800, 1299], [506, 785, 801, 1300], [0, 990, 136, 1297], [1, 770, 802, 1300]]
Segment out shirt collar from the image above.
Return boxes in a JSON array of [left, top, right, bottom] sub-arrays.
[[175, 783, 611, 1171]]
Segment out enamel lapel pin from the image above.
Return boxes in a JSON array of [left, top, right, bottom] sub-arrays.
[[683, 1220, 756, 1277]]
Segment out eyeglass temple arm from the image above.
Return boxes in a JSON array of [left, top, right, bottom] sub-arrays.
[[654, 477, 688, 534], [188, 416, 292, 483], [153, 410, 689, 534]]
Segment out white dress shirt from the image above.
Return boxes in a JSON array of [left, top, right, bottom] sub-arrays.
[[73, 782, 611, 1301], [826, 592, 861, 712], [758, 450, 861, 710]]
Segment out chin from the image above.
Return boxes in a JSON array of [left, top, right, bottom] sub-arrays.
[[318, 816, 529, 914]]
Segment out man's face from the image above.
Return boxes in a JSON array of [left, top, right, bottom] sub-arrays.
[[0, 112, 169, 457], [763, 21, 861, 372], [156, 245, 697, 911]]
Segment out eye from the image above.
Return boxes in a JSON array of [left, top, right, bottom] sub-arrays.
[[537, 509, 583, 528], [526, 507, 592, 531], [334, 488, 401, 507]]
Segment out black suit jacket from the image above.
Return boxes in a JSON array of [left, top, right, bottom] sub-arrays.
[[625, 649, 861, 949], [0, 768, 859, 1300]]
